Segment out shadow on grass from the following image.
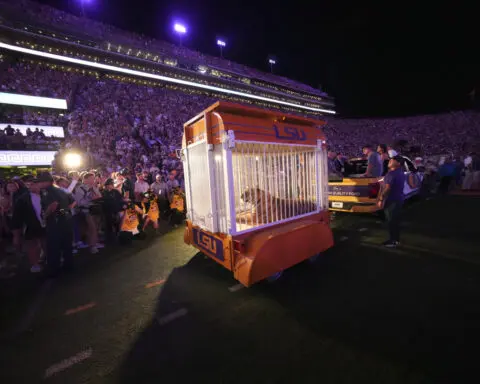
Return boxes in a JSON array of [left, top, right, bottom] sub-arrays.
[[115, 233, 480, 384]]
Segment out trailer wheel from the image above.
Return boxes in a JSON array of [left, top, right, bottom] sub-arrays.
[[266, 271, 283, 283]]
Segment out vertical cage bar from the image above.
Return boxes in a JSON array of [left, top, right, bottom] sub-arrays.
[[267, 145, 272, 224], [306, 151, 311, 212], [253, 144, 259, 228], [281, 148, 287, 219], [224, 144, 237, 235], [240, 145, 247, 229], [278, 147, 285, 220], [292, 148, 298, 217], [273, 150, 279, 223], [233, 148, 239, 230], [286, 149, 291, 219], [311, 152, 314, 207], [263, 144, 269, 225], [300, 151, 305, 214], [315, 148, 321, 212], [322, 148, 329, 209], [309, 150, 314, 211], [313, 150, 316, 209], [249, 143, 255, 228], [246, 143, 252, 228]]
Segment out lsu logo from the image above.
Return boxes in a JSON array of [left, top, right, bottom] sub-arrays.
[[193, 228, 224, 261], [273, 125, 307, 141]]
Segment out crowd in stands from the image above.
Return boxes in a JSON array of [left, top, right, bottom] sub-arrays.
[[0, 124, 62, 150], [1, 59, 479, 173], [323, 110, 480, 160], [1, 57, 479, 165]]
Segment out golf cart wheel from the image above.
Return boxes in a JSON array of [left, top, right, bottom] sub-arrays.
[[266, 270, 283, 283]]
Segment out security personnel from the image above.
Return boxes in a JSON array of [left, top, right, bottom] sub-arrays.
[[37, 172, 75, 276]]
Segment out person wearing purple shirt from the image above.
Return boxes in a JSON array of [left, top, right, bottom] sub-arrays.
[[377, 156, 406, 247]]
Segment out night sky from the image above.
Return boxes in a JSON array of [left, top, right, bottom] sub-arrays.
[[36, 0, 479, 117]]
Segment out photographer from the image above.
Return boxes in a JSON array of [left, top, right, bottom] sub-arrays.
[[74, 172, 103, 254]]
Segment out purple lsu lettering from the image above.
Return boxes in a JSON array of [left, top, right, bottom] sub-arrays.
[[273, 125, 307, 141], [197, 231, 217, 254]]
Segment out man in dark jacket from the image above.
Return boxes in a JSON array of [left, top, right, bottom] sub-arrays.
[[102, 178, 124, 243], [38, 172, 75, 276], [150, 174, 169, 216], [12, 176, 45, 273], [119, 168, 134, 201]]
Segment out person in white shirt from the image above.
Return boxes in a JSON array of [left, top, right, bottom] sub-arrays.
[[74, 173, 103, 254], [134, 172, 150, 201]]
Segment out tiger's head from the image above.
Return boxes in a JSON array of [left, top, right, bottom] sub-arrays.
[[240, 187, 267, 205]]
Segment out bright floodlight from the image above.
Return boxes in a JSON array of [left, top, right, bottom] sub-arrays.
[[269, 59, 276, 65], [64, 153, 82, 169], [174, 23, 187, 34], [217, 40, 226, 47]]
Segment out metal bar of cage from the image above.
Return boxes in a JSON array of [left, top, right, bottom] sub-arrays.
[[224, 141, 237, 234], [255, 144, 260, 226], [315, 141, 321, 211]]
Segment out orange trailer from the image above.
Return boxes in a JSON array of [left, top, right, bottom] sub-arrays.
[[181, 102, 334, 287]]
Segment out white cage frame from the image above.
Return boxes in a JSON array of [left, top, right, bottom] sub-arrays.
[[182, 129, 329, 236]]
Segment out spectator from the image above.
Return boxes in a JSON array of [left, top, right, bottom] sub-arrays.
[[151, 174, 169, 215], [377, 144, 390, 176], [74, 172, 103, 253], [327, 150, 342, 180], [377, 156, 406, 247], [5, 125, 15, 136], [119, 168, 135, 201], [362, 145, 383, 177], [38, 172, 75, 277], [102, 178, 124, 244], [134, 172, 150, 201], [11, 176, 45, 273], [166, 172, 180, 202]]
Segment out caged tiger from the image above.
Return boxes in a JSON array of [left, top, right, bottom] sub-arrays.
[[236, 187, 316, 226]]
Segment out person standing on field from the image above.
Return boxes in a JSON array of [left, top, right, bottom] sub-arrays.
[[377, 156, 406, 248]]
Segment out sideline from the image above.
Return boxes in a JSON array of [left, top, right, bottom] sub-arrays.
[[156, 308, 188, 326], [44, 348, 93, 379], [65, 302, 97, 316]]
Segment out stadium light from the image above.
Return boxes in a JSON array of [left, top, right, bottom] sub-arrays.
[[174, 23, 187, 34], [217, 39, 226, 58], [77, 0, 92, 17], [64, 152, 83, 169], [0, 42, 336, 114], [174, 23, 187, 46], [268, 58, 276, 73]]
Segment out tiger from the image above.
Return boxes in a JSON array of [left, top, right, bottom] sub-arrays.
[[237, 187, 316, 226]]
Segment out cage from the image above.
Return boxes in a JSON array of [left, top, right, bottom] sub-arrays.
[[182, 102, 334, 286]]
